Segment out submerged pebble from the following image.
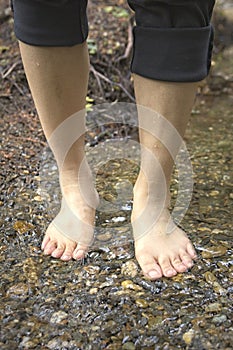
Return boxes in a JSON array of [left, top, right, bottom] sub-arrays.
[[50, 311, 68, 325], [201, 245, 227, 258], [121, 260, 138, 277], [182, 329, 195, 345]]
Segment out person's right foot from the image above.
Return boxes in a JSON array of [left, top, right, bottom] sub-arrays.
[[41, 163, 99, 261]]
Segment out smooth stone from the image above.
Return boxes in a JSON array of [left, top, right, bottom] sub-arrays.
[[135, 299, 148, 308], [204, 271, 217, 284], [121, 280, 142, 291], [47, 338, 61, 350], [13, 220, 34, 234], [96, 232, 112, 242], [83, 265, 100, 274], [182, 329, 195, 345], [121, 260, 138, 278], [212, 315, 227, 324], [205, 302, 222, 313], [122, 342, 135, 350], [89, 288, 98, 294], [148, 315, 163, 329], [7, 283, 29, 297], [19, 337, 39, 349], [50, 311, 68, 325], [201, 245, 227, 258]]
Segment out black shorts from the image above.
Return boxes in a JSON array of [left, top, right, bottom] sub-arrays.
[[11, 0, 216, 82]]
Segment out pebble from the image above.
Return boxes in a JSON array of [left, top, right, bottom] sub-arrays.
[[213, 282, 227, 296], [102, 320, 118, 335], [89, 287, 98, 294], [212, 315, 227, 324], [147, 315, 163, 329], [19, 337, 39, 349], [122, 342, 135, 350], [182, 329, 195, 345], [205, 302, 222, 313], [47, 338, 61, 349], [201, 245, 227, 258], [7, 283, 29, 297], [50, 311, 68, 325], [97, 232, 112, 242], [83, 265, 100, 274], [204, 271, 217, 284], [13, 220, 34, 234], [135, 299, 148, 308], [121, 260, 138, 278], [121, 280, 142, 291], [209, 190, 219, 196]]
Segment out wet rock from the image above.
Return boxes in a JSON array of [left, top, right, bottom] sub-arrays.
[[205, 303, 222, 313], [47, 337, 62, 349], [201, 245, 227, 258], [13, 220, 34, 234], [135, 299, 148, 308], [213, 282, 227, 296], [102, 320, 119, 335], [147, 315, 163, 329], [140, 335, 159, 347], [83, 265, 100, 274], [50, 311, 68, 325], [6, 283, 29, 298], [182, 329, 195, 345], [204, 271, 217, 284], [121, 260, 138, 278], [89, 287, 98, 294], [19, 337, 39, 349], [97, 232, 112, 242], [212, 315, 227, 324], [122, 342, 135, 350], [121, 280, 142, 291]]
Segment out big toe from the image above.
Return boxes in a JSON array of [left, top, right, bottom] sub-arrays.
[[73, 243, 88, 260]]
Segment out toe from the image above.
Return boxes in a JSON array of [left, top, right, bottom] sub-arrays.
[[51, 245, 65, 258], [60, 244, 76, 261], [136, 253, 162, 280], [180, 251, 194, 269], [41, 235, 50, 250], [73, 249, 86, 260], [159, 257, 177, 277], [171, 256, 188, 273], [73, 243, 88, 260], [43, 240, 57, 255], [186, 242, 197, 259]]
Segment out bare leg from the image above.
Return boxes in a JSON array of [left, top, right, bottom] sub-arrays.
[[19, 41, 99, 261], [132, 74, 198, 280]]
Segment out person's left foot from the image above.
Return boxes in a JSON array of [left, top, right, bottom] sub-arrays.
[[131, 188, 197, 280]]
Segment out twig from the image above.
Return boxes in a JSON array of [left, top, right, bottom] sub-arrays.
[[90, 64, 104, 95], [2, 60, 21, 79], [90, 64, 135, 102], [116, 21, 133, 63]]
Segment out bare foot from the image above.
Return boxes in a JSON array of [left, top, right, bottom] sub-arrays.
[[41, 165, 99, 261], [131, 192, 197, 280]]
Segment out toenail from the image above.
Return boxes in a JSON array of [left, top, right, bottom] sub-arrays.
[[167, 269, 174, 275], [62, 255, 71, 260], [148, 270, 160, 278]]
